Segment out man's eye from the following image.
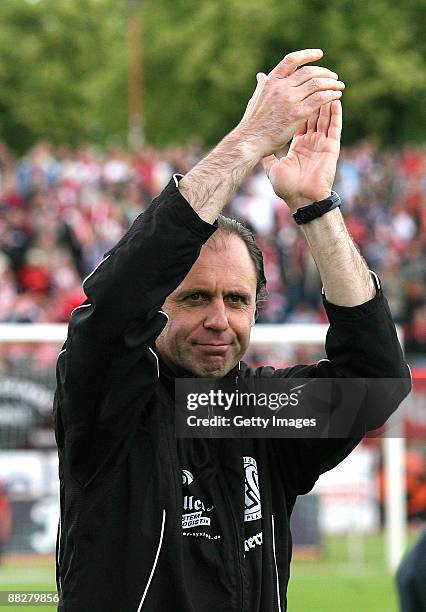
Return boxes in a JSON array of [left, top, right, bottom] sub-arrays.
[[187, 293, 203, 301], [228, 295, 244, 303]]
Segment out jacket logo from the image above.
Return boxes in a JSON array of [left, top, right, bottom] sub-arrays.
[[244, 531, 263, 552], [244, 456, 262, 522], [182, 469, 194, 485], [182, 511, 211, 529], [182, 495, 213, 529]]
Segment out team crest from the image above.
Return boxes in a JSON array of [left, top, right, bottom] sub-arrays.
[[244, 456, 262, 522]]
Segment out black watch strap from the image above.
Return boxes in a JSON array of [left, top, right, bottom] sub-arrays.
[[292, 191, 341, 225]]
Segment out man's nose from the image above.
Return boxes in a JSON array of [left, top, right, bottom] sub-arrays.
[[203, 301, 229, 331]]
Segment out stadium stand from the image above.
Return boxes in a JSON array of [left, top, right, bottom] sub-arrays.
[[1, 138, 425, 361]]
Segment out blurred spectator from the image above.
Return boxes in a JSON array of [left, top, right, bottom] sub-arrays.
[[0, 482, 12, 563], [1, 138, 426, 363]]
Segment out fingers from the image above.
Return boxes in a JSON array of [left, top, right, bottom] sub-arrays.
[[242, 72, 267, 120], [242, 50, 344, 155], [289, 66, 338, 87], [317, 102, 332, 135], [269, 48, 324, 79], [305, 101, 341, 138], [262, 154, 278, 177], [302, 89, 343, 116], [297, 78, 345, 101], [307, 110, 320, 133], [327, 100, 342, 140]]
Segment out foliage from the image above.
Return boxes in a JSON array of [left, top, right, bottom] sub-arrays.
[[0, 0, 425, 151], [0, 0, 127, 152], [143, 0, 426, 147]]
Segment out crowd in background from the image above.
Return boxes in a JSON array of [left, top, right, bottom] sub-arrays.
[[1, 138, 426, 362]]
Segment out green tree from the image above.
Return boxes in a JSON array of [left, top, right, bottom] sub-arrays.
[[0, 0, 424, 150], [143, 0, 426, 147], [0, 0, 127, 152]]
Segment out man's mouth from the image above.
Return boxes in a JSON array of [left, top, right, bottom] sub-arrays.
[[193, 343, 230, 355]]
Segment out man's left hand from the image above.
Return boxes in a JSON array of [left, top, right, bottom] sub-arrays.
[[262, 99, 342, 212]]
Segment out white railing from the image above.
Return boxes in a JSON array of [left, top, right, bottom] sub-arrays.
[[0, 322, 406, 571]]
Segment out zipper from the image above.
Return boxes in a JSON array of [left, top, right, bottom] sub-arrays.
[[220, 474, 244, 610], [233, 366, 244, 611], [212, 436, 244, 611], [136, 508, 166, 612], [271, 514, 282, 612]]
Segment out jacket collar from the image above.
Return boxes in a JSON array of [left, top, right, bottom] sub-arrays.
[[158, 355, 241, 396]]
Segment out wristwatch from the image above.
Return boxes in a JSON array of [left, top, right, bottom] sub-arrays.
[[292, 191, 341, 225]]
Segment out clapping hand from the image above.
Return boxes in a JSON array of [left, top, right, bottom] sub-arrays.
[[262, 100, 342, 211], [240, 49, 344, 163]]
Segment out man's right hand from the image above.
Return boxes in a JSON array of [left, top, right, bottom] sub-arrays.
[[239, 49, 345, 158]]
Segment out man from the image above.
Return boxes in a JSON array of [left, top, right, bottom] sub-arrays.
[[54, 49, 410, 611], [396, 528, 426, 612]]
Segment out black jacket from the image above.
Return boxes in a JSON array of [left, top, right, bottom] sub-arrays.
[[54, 176, 411, 611]]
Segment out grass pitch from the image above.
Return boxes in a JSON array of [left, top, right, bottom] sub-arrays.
[[0, 534, 406, 611], [288, 533, 402, 612]]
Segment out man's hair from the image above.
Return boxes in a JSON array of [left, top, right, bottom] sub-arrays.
[[213, 215, 267, 316]]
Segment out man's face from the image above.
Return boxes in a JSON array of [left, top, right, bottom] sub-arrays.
[[155, 233, 257, 378]]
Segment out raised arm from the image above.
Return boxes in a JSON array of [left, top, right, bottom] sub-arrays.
[[55, 183, 218, 484], [261, 97, 374, 306], [259, 96, 411, 494]]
